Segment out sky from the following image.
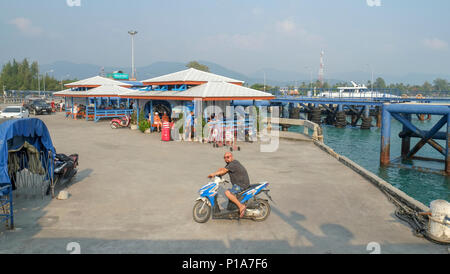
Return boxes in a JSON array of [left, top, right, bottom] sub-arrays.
[[1, 0, 450, 79]]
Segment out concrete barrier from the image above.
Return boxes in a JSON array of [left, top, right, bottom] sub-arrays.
[[263, 117, 324, 142]]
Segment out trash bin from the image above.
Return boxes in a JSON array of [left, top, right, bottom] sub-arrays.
[[161, 121, 171, 141]]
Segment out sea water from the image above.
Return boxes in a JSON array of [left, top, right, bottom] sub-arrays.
[[289, 115, 450, 206]]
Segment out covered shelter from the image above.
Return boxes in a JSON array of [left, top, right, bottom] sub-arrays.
[[0, 118, 56, 229], [54, 84, 137, 121], [120, 80, 275, 131]]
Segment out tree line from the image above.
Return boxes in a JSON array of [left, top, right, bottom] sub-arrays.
[[251, 76, 449, 96], [0, 58, 77, 94]]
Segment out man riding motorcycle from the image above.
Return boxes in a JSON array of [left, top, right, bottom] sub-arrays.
[[208, 152, 250, 217]]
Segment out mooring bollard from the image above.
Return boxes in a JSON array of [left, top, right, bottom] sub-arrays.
[[427, 200, 450, 243]]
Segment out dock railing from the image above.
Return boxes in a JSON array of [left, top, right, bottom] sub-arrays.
[[263, 117, 323, 142]]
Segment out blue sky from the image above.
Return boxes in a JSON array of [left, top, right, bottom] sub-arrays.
[[1, 0, 449, 78]]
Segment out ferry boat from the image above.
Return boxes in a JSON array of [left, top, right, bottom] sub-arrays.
[[318, 81, 400, 98]]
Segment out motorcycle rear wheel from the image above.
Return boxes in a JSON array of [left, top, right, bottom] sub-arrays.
[[110, 122, 119, 129], [193, 200, 211, 223], [252, 199, 271, 222]]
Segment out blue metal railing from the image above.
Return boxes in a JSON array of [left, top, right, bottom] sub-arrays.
[[93, 109, 133, 122]]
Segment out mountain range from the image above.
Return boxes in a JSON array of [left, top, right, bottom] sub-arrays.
[[39, 60, 449, 87]]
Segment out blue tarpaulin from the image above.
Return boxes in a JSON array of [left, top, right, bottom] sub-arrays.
[[0, 118, 55, 186]]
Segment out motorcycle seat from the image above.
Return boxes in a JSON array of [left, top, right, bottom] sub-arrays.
[[237, 184, 259, 196]]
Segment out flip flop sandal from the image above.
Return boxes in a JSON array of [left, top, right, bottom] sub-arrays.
[[239, 206, 247, 218]]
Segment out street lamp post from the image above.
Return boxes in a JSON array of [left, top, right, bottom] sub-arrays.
[[128, 30, 138, 80], [43, 69, 54, 95], [305, 66, 313, 96], [366, 64, 374, 93]]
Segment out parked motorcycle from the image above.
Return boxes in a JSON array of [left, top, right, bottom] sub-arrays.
[[193, 176, 273, 223], [46, 153, 79, 197], [110, 115, 130, 129]]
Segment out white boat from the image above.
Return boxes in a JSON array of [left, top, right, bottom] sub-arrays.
[[318, 81, 400, 98]]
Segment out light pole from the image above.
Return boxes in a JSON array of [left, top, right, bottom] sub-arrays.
[[365, 64, 374, 92], [61, 74, 70, 91], [43, 69, 54, 94], [305, 66, 312, 96], [128, 30, 138, 80]]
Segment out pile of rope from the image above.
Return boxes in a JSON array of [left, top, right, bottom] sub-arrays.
[[380, 188, 448, 245]]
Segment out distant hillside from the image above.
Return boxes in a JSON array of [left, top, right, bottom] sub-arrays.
[[38, 60, 449, 87]]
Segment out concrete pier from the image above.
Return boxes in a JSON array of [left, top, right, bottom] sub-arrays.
[[0, 113, 446, 254]]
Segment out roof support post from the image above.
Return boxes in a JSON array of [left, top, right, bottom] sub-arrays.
[[71, 97, 74, 119], [150, 100, 153, 132], [86, 97, 89, 121], [137, 100, 140, 126], [94, 97, 97, 122]]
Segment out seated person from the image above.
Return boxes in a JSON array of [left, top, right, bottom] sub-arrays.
[[152, 112, 162, 132]]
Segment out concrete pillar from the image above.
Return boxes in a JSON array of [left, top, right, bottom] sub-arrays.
[[380, 104, 391, 166]]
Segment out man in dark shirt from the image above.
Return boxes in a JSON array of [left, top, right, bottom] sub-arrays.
[[208, 152, 250, 217]]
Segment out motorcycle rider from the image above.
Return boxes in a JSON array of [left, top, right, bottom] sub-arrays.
[[208, 152, 250, 217]]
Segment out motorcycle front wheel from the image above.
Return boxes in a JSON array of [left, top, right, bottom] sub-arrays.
[[110, 122, 119, 129], [193, 200, 211, 223]]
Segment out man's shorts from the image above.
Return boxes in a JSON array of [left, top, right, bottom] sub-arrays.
[[229, 184, 242, 195]]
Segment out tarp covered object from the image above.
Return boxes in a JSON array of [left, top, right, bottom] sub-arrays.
[[0, 118, 55, 186]]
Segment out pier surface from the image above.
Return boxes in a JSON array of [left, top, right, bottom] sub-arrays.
[[0, 113, 447, 254]]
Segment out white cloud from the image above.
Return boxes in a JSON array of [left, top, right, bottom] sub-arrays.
[[8, 17, 43, 36], [423, 38, 448, 50], [276, 19, 296, 34]]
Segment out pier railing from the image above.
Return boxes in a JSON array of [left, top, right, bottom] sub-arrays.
[[263, 117, 323, 142]]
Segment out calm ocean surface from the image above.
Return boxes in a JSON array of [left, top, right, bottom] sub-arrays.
[[290, 115, 450, 206]]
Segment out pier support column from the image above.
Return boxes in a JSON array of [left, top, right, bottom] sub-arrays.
[[376, 107, 382, 128], [401, 114, 412, 159], [380, 104, 391, 166], [446, 114, 450, 174]]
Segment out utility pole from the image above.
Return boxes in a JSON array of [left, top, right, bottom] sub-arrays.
[[128, 30, 138, 80], [263, 71, 266, 92]]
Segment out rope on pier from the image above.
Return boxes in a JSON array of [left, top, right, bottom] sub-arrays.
[[380, 188, 448, 245]]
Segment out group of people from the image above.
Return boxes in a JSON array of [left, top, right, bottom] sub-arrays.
[[149, 110, 196, 141], [151, 111, 171, 132]]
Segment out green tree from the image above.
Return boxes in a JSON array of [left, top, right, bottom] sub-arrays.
[[433, 78, 449, 91], [374, 77, 386, 89], [422, 81, 432, 92], [186, 61, 210, 72]]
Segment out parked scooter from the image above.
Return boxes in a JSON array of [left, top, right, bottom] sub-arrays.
[[193, 176, 273, 223], [46, 153, 79, 197], [110, 115, 130, 129]]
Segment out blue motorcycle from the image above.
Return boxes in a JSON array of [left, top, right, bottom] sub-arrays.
[[193, 176, 273, 223]]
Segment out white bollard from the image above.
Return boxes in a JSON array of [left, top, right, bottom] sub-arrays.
[[427, 200, 450, 243]]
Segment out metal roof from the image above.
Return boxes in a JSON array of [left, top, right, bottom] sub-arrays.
[[64, 76, 132, 88], [54, 85, 136, 97], [141, 68, 244, 84], [121, 81, 274, 100], [180, 81, 273, 98], [86, 85, 136, 96]]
